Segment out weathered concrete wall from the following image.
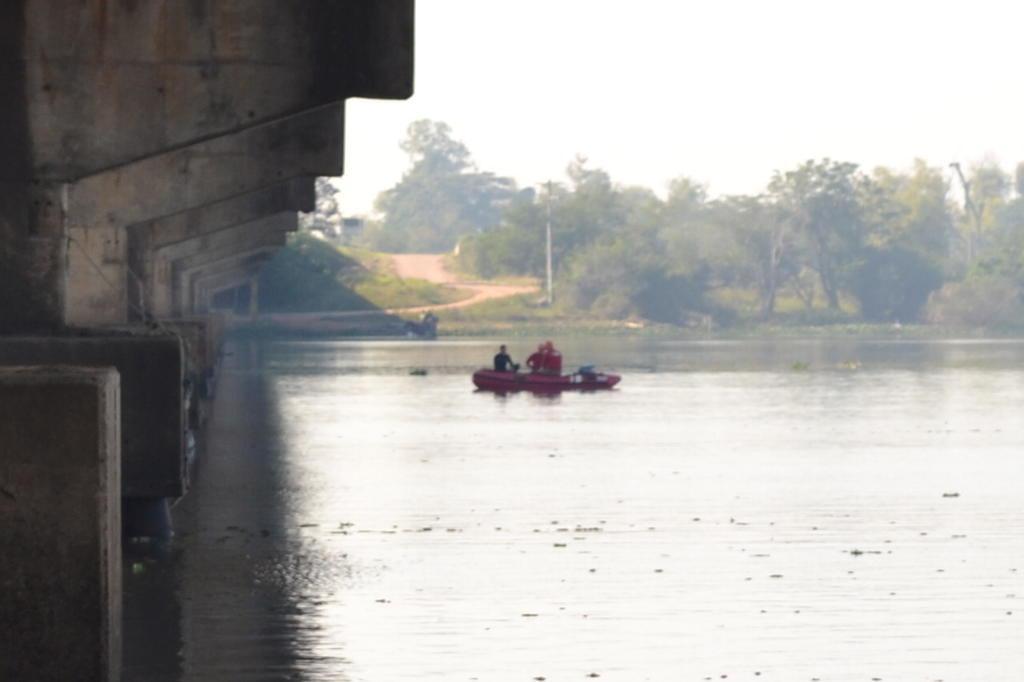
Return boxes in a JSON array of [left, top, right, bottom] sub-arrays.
[[160, 315, 226, 429], [64, 107, 339, 327], [15, 1, 413, 180], [0, 366, 121, 682], [0, 336, 185, 498], [154, 212, 299, 264], [0, 0, 414, 332], [130, 178, 313, 253], [162, 316, 226, 380], [0, 4, 67, 333]]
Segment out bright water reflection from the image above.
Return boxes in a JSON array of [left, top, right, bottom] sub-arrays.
[[125, 338, 1024, 681]]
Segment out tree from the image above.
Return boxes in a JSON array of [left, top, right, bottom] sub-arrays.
[[556, 156, 626, 250], [982, 194, 1024, 281], [558, 234, 714, 324], [868, 162, 951, 256], [301, 177, 342, 235], [844, 161, 952, 321], [713, 195, 792, 318], [660, 177, 713, 272], [399, 119, 472, 174], [372, 120, 516, 252], [457, 188, 546, 278], [769, 160, 867, 309], [460, 158, 645, 282], [951, 160, 1010, 265], [847, 245, 943, 321]]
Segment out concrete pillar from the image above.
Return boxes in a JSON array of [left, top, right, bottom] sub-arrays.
[[0, 336, 186, 500], [0, 366, 121, 682], [0, 182, 68, 333], [160, 318, 223, 381]]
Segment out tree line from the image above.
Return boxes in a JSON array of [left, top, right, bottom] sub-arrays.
[[348, 119, 1024, 328]]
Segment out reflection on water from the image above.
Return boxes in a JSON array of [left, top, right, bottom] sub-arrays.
[[125, 338, 1024, 681]]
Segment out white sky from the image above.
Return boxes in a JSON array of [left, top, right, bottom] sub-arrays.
[[336, 0, 1024, 215]]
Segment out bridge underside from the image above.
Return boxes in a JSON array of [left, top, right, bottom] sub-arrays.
[[0, 2, 414, 679]]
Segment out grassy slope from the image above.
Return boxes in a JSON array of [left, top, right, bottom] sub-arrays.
[[339, 245, 472, 309], [257, 234, 468, 312]]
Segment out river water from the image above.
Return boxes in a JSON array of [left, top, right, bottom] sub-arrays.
[[124, 338, 1024, 681]]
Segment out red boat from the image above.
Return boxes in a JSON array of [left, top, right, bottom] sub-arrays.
[[472, 368, 621, 393]]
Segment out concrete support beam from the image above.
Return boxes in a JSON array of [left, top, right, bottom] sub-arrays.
[[0, 336, 185, 498], [10, 1, 414, 180], [159, 213, 297, 264], [148, 212, 297, 318], [0, 366, 121, 682], [131, 178, 314, 251], [128, 177, 312, 318], [65, 106, 341, 327], [173, 231, 288, 317], [195, 264, 268, 311], [66, 106, 342, 233], [185, 252, 276, 316]]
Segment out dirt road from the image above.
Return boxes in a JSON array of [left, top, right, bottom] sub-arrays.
[[254, 253, 538, 335], [388, 253, 537, 313]]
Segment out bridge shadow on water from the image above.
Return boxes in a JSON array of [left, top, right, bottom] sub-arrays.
[[123, 341, 352, 681]]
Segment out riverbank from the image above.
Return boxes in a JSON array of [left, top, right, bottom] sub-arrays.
[[439, 319, 1024, 340], [251, 240, 1024, 340], [433, 293, 1024, 339], [228, 311, 1024, 342]]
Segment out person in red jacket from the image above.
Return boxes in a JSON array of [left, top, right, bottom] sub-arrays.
[[542, 340, 562, 374], [527, 341, 562, 375], [526, 343, 546, 373]]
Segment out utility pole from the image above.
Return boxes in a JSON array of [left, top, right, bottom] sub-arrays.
[[545, 181, 553, 306], [950, 162, 983, 265]]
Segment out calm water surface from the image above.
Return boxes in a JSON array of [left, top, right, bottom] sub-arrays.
[[125, 338, 1024, 681]]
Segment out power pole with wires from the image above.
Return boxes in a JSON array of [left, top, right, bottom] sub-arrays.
[[545, 181, 553, 306], [950, 162, 983, 265]]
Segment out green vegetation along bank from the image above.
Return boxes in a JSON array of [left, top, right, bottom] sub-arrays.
[[314, 119, 1024, 335]]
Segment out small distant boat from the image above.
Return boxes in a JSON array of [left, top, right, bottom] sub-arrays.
[[472, 368, 621, 393]]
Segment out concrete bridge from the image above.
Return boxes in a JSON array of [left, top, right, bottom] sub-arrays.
[[0, 3, 414, 680]]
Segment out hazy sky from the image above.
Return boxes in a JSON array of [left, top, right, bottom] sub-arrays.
[[337, 0, 1024, 215]]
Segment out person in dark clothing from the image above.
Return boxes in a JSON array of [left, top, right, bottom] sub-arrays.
[[493, 344, 518, 372]]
